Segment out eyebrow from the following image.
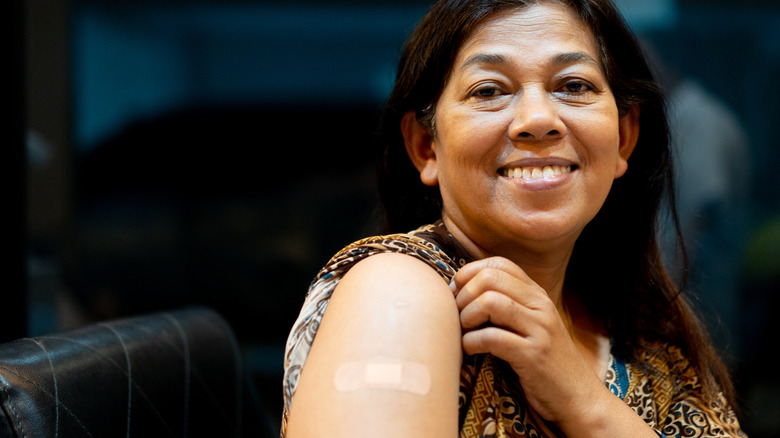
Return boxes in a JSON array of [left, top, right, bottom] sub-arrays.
[[551, 51, 601, 68], [459, 51, 601, 71], [459, 53, 509, 71]]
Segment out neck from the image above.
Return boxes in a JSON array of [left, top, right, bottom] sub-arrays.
[[441, 216, 574, 308]]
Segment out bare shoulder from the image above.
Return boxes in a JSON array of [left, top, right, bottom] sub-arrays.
[[286, 252, 462, 437], [334, 251, 458, 320]]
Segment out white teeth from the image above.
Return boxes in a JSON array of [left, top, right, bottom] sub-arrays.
[[503, 165, 572, 180]]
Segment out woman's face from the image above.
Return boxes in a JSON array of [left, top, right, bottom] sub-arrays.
[[411, 2, 638, 257]]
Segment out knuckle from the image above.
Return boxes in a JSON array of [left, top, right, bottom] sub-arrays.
[[485, 256, 511, 270], [475, 268, 501, 287], [537, 297, 556, 312], [479, 291, 505, 311]]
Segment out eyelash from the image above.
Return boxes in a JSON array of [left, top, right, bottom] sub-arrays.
[[470, 85, 505, 99], [557, 80, 595, 95], [469, 79, 597, 100]]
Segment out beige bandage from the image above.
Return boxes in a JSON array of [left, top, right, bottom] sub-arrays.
[[334, 359, 431, 395]]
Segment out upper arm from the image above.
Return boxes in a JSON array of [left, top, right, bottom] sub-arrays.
[[286, 252, 463, 437]]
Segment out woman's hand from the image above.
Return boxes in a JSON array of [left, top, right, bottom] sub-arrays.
[[451, 257, 606, 427], [452, 257, 660, 438]]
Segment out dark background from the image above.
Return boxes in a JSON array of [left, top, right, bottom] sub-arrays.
[[13, 0, 780, 435]]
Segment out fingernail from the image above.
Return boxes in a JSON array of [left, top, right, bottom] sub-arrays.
[[449, 278, 457, 294]]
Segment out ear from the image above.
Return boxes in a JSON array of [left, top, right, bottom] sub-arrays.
[[401, 111, 439, 186], [615, 104, 640, 179]]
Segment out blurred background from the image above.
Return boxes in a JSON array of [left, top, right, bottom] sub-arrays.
[[10, 0, 780, 435]]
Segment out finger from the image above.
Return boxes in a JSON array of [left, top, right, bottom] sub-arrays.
[[452, 257, 527, 293], [455, 267, 515, 311], [459, 291, 534, 332], [454, 263, 545, 311], [461, 326, 530, 359]]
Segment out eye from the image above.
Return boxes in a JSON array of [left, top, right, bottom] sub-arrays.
[[557, 80, 595, 95], [469, 84, 505, 99]]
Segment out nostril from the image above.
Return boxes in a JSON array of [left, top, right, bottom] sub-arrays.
[[515, 129, 561, 139]]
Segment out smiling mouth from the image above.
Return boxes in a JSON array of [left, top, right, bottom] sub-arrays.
[[499, 165, 575, 180]]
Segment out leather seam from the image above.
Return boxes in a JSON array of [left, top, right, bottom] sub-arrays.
[[1, 385, 27, 438], [26, 339, 58, 437], [99, 323, 133, 438], [0, 365, 93, 436]]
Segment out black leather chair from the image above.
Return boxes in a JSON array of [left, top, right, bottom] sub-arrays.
[[0, 307, 274, 437]]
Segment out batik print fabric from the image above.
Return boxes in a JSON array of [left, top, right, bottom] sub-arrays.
[[280, 223, 746, 438]]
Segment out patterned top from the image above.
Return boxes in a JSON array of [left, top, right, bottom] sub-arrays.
[[281, 222, 746, 437]]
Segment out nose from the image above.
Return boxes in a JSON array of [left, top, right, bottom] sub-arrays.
[[507, 88, 566, 141]]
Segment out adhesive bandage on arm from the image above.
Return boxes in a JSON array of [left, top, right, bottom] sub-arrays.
[[333, 359, 432, 395]]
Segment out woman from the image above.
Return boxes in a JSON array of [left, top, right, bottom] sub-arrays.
[[282, 0, 746, 437]]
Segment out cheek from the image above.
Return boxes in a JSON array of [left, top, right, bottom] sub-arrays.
[[435, 116, 503, 170], [569, 114, 622, 165], [443, 107, 510, 145]]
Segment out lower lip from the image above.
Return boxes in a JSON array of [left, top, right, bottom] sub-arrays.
[[501, 171, 574, 191]]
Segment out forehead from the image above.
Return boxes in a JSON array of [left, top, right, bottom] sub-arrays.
[[455, 2, 601, 68]]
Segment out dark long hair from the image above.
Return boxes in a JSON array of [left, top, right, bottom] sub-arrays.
[[377, 0, 734, 404]]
